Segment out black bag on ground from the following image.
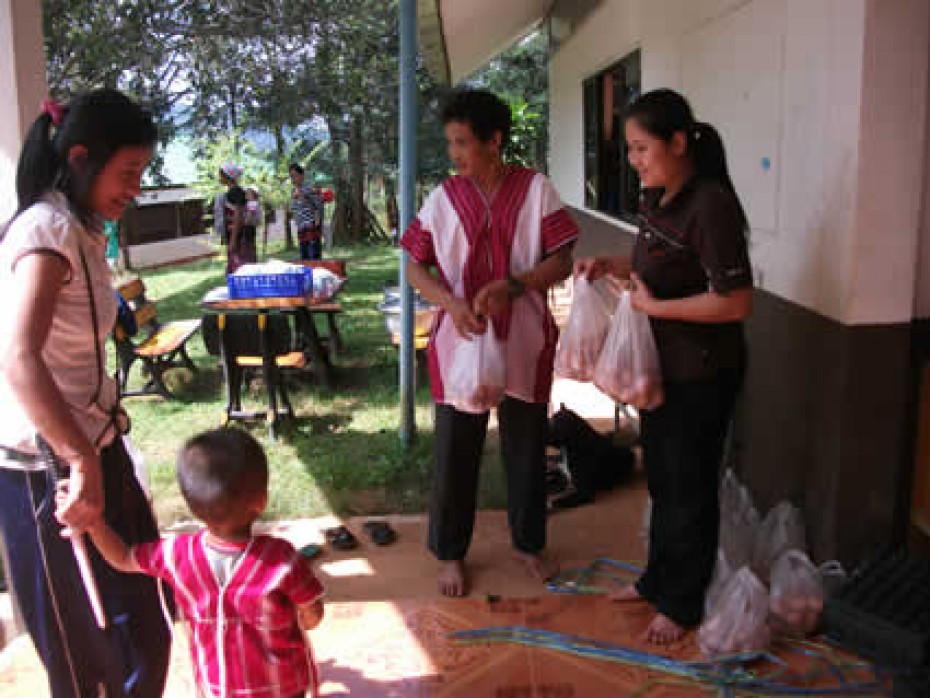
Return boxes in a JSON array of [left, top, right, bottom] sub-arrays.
[[546, 405, 634, 508]]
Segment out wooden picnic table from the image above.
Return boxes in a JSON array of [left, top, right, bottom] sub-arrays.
[[201, 288, 343, 439]]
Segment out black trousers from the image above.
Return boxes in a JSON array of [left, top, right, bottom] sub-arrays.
[[429, 397, 548, 561], [0, 438, 171, 697], [635, 369, 742, 627]]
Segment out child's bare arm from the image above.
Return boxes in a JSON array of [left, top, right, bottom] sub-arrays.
[[87, 523, 143, 574], [297, 599, 324, 631]]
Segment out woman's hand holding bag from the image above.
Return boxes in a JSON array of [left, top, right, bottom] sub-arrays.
[[445, 323, 506, 414], [554, 277, 613, 382], [594, 290, 663, 410]]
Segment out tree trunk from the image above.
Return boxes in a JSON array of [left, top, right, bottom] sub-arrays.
[[325, 115, 349, 245], [348, 112, 365, 242], [385, 177, 399, 241], [274, 123, 293, 250]]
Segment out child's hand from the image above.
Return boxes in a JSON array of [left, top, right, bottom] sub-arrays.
[[297, 599, 324, 631]]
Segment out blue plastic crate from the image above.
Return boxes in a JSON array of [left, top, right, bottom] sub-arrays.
[[227, 267, 313, 299]]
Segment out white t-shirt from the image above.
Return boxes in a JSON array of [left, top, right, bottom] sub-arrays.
[[0, 193, 119, 455]]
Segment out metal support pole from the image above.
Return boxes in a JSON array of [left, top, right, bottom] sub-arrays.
[[398, 0, 418, 446]]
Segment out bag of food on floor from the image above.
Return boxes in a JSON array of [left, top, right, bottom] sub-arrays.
[[769, 549, 823, 637], [593, 290, 663, 410], [554, 277, 613, 381], [719, 501, 759, 570], [445, 323, 506, 414], [698, 566, 770, 657], [704, 548, 734, 617], [819, 559, 847, 597], [752, 501, 806, 583]]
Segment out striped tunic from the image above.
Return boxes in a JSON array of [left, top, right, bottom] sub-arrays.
[[400, 167, 579, 405], [291, 184, 324, 242], [133, 532, 324, 697]]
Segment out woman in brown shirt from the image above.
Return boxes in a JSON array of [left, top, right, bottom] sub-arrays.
[[577, 89, 753, 643]]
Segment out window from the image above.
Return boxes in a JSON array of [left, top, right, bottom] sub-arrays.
[[583, 50, 641, 218]]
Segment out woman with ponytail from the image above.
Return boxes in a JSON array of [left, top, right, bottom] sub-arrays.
[[0, 89, 170, 696], [576, 88, 753, 644]]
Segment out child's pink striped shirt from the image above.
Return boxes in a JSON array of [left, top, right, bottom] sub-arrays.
[[133, 531, 323, 698]]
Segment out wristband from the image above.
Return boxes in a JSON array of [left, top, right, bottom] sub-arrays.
[[506, 274, 526, 299]]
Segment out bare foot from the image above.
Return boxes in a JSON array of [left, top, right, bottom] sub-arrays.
[[608, 583, 643, 602], [641, 613, 686, 645], [438, 560, 467, 597], [513, 550, 559, 582]]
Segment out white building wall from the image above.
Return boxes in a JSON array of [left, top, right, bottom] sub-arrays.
[[549, 0, 930, 325]]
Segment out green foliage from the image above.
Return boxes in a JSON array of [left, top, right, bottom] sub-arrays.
[[41, 0, 550, 193]]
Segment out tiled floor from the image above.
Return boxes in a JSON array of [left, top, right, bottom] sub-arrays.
[[0, 482, 886, 697]]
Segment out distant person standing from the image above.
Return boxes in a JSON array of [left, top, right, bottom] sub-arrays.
[[289, 163, 325, 260], [239, 186, 260, 265], [219, 163, 246, 274]]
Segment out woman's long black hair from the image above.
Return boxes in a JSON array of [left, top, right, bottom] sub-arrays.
[[625, 88, 748, 232], [13, 88, 157, 228]]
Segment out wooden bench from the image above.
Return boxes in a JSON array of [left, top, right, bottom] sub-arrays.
[[114, 278, 201, 398]]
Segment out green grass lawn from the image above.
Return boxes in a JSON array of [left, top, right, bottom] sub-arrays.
[[118, 241, 507, 527]]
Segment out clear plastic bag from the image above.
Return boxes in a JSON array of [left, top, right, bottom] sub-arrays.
[[769, 549, 823, 637], [554, 278, 613, 381], [704, 549, 734, 617], [819, 559, 847, 597], [593, 291, 663, 410], [445, 324, 506, 414], [698, 566, 771, 657], [752, 501, 806, 583], [718, 469, 760, 570]]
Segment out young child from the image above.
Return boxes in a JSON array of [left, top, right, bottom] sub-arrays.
[[87, 428, 325, 698]]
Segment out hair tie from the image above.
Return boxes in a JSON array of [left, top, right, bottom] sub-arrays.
[[41, 98, 67, 127]]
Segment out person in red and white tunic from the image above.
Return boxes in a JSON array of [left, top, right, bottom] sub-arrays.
[[401, 89, 578, 597], [87, 428, 325, 698]]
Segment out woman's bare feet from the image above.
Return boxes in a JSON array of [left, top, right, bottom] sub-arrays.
[[607, 583, 643, 602], [642, 613, 686, 645], [513, 550, 559, 582], [438, 560, 468, 597]]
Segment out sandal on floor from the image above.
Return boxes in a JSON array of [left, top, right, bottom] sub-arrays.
[[363, 520, 397, 546], [323, 525, 358, 551], [299, 543, 322, 559]]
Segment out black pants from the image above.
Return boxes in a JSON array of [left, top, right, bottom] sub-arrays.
[[299, 239, 322, 261], [0, 438, 171, 697], [635, 369, 742, 627], [429, 397, 548, 561]]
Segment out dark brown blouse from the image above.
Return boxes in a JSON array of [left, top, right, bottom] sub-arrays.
[[631, 176, 752, 382]]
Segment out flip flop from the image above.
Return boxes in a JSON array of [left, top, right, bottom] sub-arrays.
[[362, 520, 397, 546], [299, 543, 322, 559], [323, 525, 358, 551]]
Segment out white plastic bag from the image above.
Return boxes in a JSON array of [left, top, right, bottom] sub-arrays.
[[698, 566, 771, 657], [769, 549, 824, 637], [445, 324, 506, 414], [819, 559, 847, 597], [752, 501, 806, 583], [704, 549, 734, 617], [719, 503, 760, 571], [593, 291, 663, 409], [554, 278, 613, 381], [718, 469, 760, 570]]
